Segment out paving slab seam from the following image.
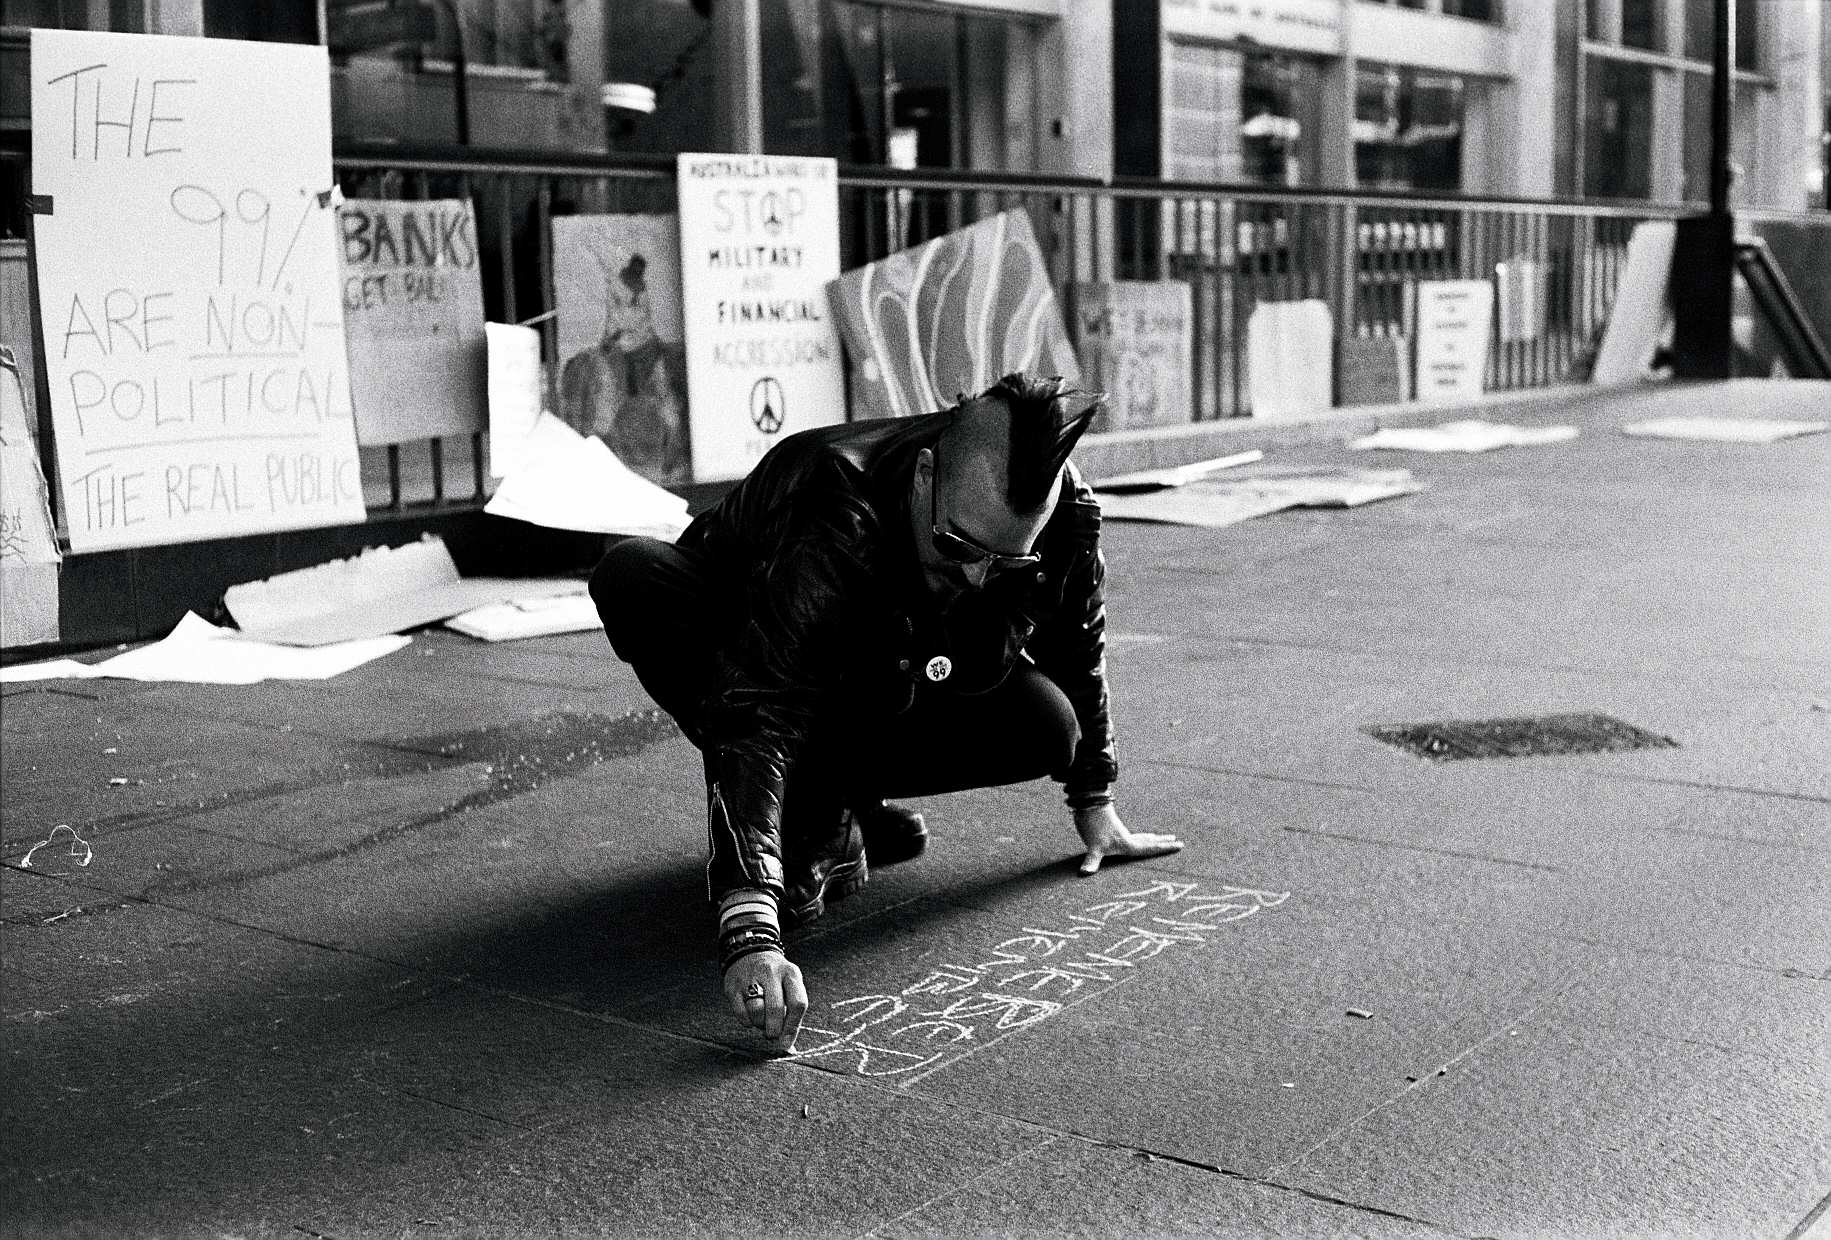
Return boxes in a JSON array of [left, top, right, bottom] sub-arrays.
[[1529, 928, 1830, 979], [1167, 629, 1827, 684], [1649, 823, 1831, 853], [1274, 824, 1569, 874], [1141, 757, 1379, 795], [853, 1136, 1063, 1240], [1069, 1134, 1479, 1240], [1590, 773, 1831, 806], [1263, 965, 1602, 1180], [1785, 1189, 1831, 1240]]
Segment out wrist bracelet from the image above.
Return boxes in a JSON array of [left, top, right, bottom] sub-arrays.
[[721, 942, 784, 972]]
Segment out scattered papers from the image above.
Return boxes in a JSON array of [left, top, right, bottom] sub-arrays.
[[445, 590, 600, 642], [1620, 416, 1829, 444], [224, 535, 584, 647], [1093, 450, 1264, 494], [1100, 467, 1420, 528], [1348, 420, 1579, 453], [0, 613, 408, 684], [485, 412, 690, 538]]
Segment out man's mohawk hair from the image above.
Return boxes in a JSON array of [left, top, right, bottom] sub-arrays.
[[979, 373, 1102, 513]]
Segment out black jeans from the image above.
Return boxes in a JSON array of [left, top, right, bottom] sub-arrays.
[[592, 537, 1079, 838]]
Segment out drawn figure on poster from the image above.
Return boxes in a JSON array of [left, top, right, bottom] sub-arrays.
[[559, 251, 691, 484]]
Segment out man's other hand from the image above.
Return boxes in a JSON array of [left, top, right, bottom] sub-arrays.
[[1074, 803, 1184, 875], [723, 949, 808, 1053]]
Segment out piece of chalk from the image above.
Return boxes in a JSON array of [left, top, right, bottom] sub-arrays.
[[1346, 1008, 1374, 1019]]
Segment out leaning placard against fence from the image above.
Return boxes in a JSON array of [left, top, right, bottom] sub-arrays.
[[29, 29, 364, 552], [338, 197, 486, 445], [676, 154, 846, 481]]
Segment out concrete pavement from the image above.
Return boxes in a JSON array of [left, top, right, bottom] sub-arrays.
[[3, 380, 1828, 1239]]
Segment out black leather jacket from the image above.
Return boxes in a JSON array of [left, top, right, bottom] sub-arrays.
[[676, 410, 1117, 905]]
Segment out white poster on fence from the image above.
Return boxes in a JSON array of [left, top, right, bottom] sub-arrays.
[[1412, 279, 1494, 404], [338, 197, 486, 445], [29, 30, 363, 552], [676, 154, 845, 481]]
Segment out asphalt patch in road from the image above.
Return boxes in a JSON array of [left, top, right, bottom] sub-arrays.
[[1364, 712, 1679, 762]]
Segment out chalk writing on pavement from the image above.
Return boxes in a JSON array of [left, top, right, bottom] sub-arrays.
[[789, 878, 1289, 1082]]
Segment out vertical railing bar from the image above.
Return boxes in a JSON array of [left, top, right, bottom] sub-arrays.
[[387, 443, 402, 510]]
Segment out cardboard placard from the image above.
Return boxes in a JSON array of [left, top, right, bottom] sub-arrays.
[[485, 322, 543, 480], [1412, 279, 1495, 404], [1246, 299, 1332, 419], [551, 214, 691, 484], [677, 155, 846, 480], [29, 30, 363, 552], [829, 209, 1080, 420], [339, 198, 486, 444], [1071, 281, 1193, 432], [1, 346, 60, 646]]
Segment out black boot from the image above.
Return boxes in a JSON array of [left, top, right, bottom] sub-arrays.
[[781, 812, 868, 928], [850, 799, 928, 867]]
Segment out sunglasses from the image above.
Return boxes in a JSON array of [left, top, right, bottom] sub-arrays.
[[929, 449, 1042, 579]]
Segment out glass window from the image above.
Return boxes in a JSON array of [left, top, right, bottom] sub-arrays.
[[760, 1, 1038, 171], [1583, 58, 1653, 198], [1681, 68, 1713, 201], [204, 0, 316, 44], [1354, 64, 1465, 192], [1683, 0, 1715, 60], [1441, 0, 1499, 22], [1165, 44, 1321, 188], [1621, 0, 1663, 51], [1734, 0, 1758, 71], [1584, 0, 1605, 41], [604, 0, 717, 153], [0, 0, 108, 26]]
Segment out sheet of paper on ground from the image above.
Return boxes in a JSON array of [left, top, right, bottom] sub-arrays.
[[1092, 450, 1263, 494], [484, 413, 690, 538], [1620, 416, 1829, 443], [445, 590, 599, 642], [224, 536, 583, 646], [0, 613, 407, 684], [1098, 467, 1420, 528], [1349, 420, 1578, 453]]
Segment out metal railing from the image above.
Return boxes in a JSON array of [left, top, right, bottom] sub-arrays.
[[329, 144, 1685, 510]]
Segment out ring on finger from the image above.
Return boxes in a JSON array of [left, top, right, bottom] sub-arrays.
[[744, 981, 766, 1001]]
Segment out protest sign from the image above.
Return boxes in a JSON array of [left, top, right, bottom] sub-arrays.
[[338, 197, 485, 444], [1246, 299, 1332, 419], [1071, 281, 1192, 432], [551, 214, 691, 484], [1, 346, 60, 646], [677, 154, 846, 480], [485, 322, 543, 479], [29, 29, 363, 552], [1411, 279, 1495, 404], [829, 209, 1079, 421]]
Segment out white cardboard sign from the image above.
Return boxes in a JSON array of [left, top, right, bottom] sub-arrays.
[[29, 30, 363, 552], [1412, 279, 1495, 404], [676, 154, 846, 481]]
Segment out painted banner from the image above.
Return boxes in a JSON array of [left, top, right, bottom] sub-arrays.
[[339, 197, 485, 444], [551, 214, 690, 484], [29, 29, 362, 552], [677, 155, 846, 481], [1071, 281, 1193, 432], [829, 209, 1080, 420], [1412, 279, 1495, 403]]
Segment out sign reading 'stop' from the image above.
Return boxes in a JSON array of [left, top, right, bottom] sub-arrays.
[[675, 154, 845, 482], [30, 30, 364, 552]]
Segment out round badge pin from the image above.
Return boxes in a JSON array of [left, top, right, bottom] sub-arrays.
[[924, 655, 953, 682]]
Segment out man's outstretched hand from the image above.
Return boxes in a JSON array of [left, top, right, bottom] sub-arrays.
[[1074, 803, 1184, 875], [723, 949, 807, 1054]]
